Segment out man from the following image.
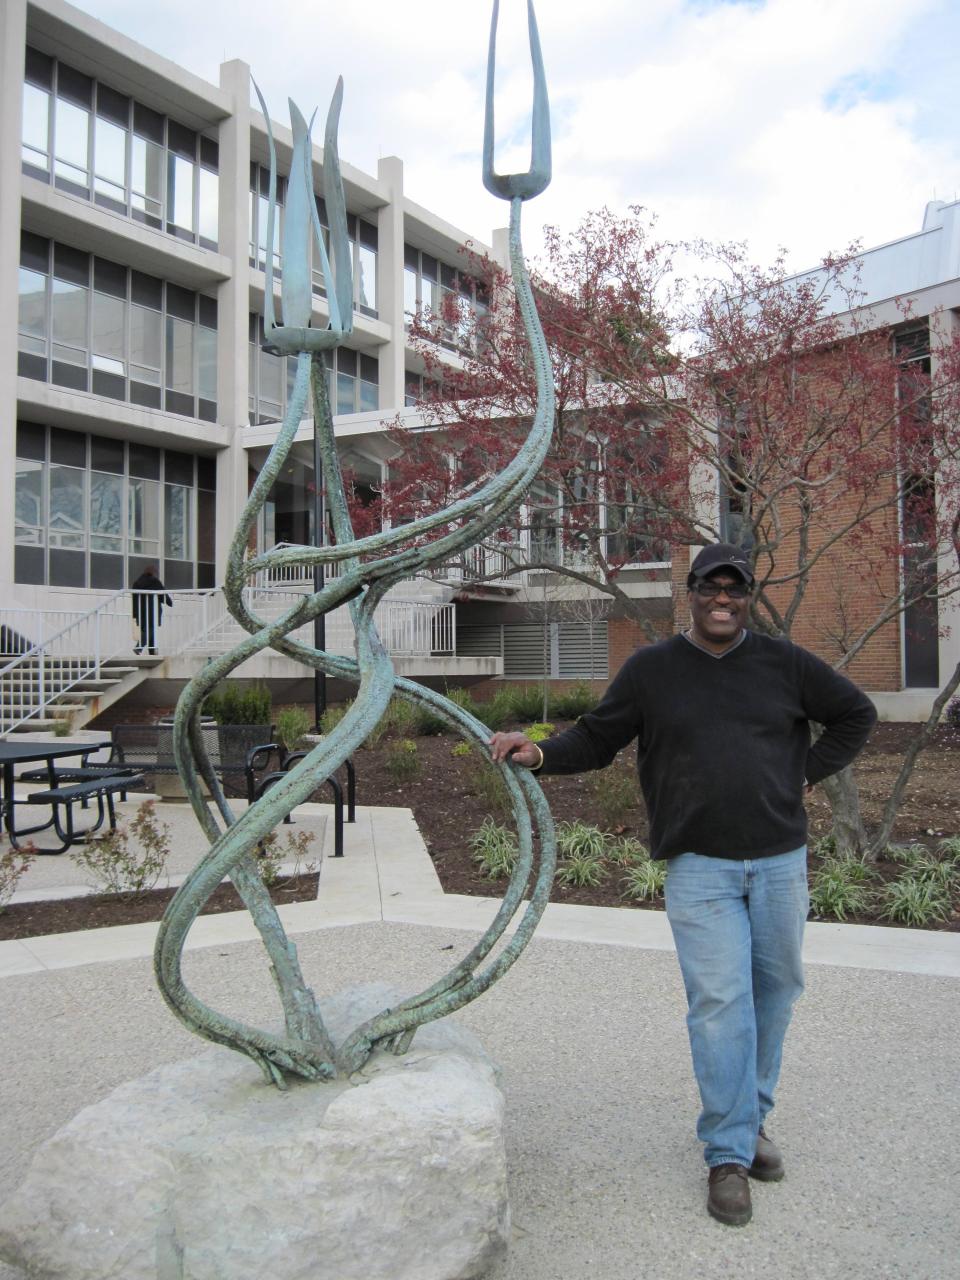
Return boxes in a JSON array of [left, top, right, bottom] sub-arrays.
[[131, 565, 172, 655], [490, 542, 876, 1227]]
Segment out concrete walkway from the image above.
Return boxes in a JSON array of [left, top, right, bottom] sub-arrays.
[[1, 800, 958, 1279]]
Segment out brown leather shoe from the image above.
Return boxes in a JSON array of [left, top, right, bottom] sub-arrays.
[[707, 1163, 752, 1226], [749, 1126, 784, 1182]]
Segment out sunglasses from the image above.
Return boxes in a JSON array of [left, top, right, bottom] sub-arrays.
[[691, 581, 751, 599]]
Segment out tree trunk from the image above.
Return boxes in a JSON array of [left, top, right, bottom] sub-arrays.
[[864, 656, 960, 859], [820, 764, 868, 858]]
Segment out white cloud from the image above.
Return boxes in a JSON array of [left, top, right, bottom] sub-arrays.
[[75, 0, 960, 270]]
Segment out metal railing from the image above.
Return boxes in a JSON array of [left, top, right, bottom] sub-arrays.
[[0, 585, 456, 736]]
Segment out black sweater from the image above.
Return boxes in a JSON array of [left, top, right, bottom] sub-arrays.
[[539, 632, 877, 861]]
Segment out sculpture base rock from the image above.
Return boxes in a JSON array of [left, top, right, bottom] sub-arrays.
[[0, 984, 509, 1280]]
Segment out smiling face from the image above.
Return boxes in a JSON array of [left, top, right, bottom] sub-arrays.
[[688, 572, 751, 653]]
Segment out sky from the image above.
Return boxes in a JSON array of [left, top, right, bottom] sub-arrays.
[[76, 0, 960, 273]]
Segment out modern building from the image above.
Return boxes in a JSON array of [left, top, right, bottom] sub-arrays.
[[0, 0, 527, 727], [2, 0, 958, 732]]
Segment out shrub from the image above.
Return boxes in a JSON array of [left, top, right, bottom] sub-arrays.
[[257, 828, 318, 885], [593, 769, 636, 829], [0, 842, 37, 912], [884, 842, 929, 868], [811, 833, 837, 859], [509, 685, 547, 722], [945, 695, 960, 727], [204, 682, 272, 726], [609, 836, 649, 866], [445, 687, 482, 722], [524, 722, 554, 743], [556, 849, 608, 888], [384, 695, 418, 738], [410, 700, 449, 736], [73, 800, 171, 898], [556, 820, 607, 860], [482, 688, 517, 730], [936, 836, 960, 865], [51, 718, 73, 737], [386, 737, 420, 782], [809, 858, 875, 921], [621, 859, 666, 901], [551, 680, 596, 719], [470, 817, 518, 878], [276, 706, 312, 753], [877, 874, 953, 928], [471, 763, 512, 817], [451, 741, 473, 759], [320, 702, 350, 734]]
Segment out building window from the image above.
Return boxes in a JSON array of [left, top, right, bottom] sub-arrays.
[[457, 620, 609, 680], [14, 423, 216, 589], [247, 314, 377, 422], [249, 173, 378, 318], [403, 244, 488, 354], [17, 233, 218, 421], [895, 326, 938, 688], [21, 47, 219, 250]]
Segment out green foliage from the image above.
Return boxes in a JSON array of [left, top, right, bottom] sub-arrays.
[[621, 858, 666, 901], [385, 737, 420, 782], [524, 722, 554, 743], [885, 842, 929, 868], [479, 688, 516, 731], [320, 702, 350, 734], [556, 820, 607, 860], [257, 827, 319, 886], [451, 741, 473, 759], [936, 836, 960, 865], [203, 682, 272, 726], [73, 800, 170, 898], [809, 858, 875, 921], [550, 680, 597, 719], [811, 833, 837, 858], [471, 762, 512, 817], [385, 695, 418, 738], [0, 842, 37, 911], [509, 684, 547, 722], [51, 718, 73, 737], [410, 700, 449, 736], [470, 817, 518, 878], [276, 706, 312, 753], [593, 769, 636, 828], [877, 874, 953, 928], [609, 836, 649, 866], [556, 849, 608, 888], [445, 687, 483, 722]]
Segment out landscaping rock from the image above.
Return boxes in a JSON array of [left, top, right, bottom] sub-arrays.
[[0, 984, 509, 1280]]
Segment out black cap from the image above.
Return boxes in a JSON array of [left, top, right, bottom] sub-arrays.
[[687, 543, 754, 587]]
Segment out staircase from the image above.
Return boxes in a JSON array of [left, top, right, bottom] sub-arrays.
[[0, 655, 163, 734]]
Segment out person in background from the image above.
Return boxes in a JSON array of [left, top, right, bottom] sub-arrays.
[[131, 565, 172, 655], [490, 542, 877, 1228]]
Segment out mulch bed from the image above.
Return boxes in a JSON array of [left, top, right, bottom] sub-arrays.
[[0, 873, 319, 941], [2, 721, 959, 938], [357, 719, 960, 932]]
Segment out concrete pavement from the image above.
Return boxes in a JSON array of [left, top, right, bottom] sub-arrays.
[[0, 799, 958, 1279]]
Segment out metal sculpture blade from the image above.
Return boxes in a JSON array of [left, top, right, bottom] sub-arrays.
[[155, 1, 557, 1087]]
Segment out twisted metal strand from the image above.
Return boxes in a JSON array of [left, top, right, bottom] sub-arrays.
[[154, 2, 557, 1085]]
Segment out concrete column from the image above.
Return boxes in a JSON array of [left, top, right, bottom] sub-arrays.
[[929, 306, 960, 691], [376, 156, 406, 411], [215, 58, 253, 579], [0, 0, 28, 591]]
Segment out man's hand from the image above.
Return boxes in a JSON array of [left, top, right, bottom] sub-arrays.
[[489, 731, 541, 768]]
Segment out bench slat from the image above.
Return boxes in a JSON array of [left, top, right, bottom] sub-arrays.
[[26, 775, 145, 804]]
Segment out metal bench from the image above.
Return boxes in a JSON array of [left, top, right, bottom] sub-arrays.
[[245, 744, 356, 859], [106, 724, 276, 798], [25, 773, 146, 854]]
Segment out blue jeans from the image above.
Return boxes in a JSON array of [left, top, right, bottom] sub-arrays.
[[664, 847, 809, 1169]]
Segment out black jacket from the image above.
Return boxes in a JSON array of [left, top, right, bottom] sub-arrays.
[[539, 632, 877, 860]]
